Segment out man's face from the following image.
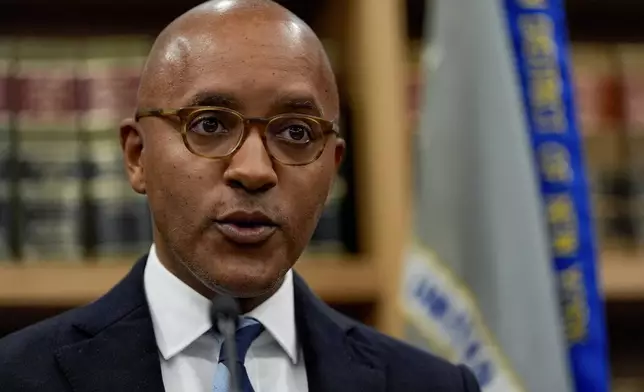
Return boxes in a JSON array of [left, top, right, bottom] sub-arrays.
[[131, 13, 344, 298]]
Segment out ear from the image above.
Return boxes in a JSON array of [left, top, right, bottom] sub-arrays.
[[333, 137, 346, 169], [120, 118, 146, 195]]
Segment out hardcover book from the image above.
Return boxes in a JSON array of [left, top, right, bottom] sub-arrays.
[[14, 37, 84, 262], [0, 39, 13, 261], [78, 36, 153, 260]]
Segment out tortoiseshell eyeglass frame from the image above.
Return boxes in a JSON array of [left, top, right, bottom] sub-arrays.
[[134, 106, 341, 166]]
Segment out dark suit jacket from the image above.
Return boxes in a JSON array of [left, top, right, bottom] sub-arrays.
[[0, 256, 480, 392]]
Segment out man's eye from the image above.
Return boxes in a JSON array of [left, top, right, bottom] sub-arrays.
[[275, 124, 312, 144], [189, 115, 227, 135]]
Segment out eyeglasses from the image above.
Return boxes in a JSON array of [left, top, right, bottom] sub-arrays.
[[135, 106, 341, 166]]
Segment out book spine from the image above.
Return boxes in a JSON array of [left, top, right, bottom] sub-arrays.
[[307, 99, 358, 255], [571, 44, 623, 136], [79, 36, 153, 261], [305, 41, 358, 256], [617, 44, 644, 250], [14, 38, 84, 262], [571, 43, 627, 250], [0, 39, 13, 261]]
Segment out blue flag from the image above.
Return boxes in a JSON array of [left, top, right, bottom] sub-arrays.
[[502, 1, 610, 390], [401, 1, 611, 391]]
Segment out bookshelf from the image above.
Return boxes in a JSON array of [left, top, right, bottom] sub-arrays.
[[0, 0, 410, 339], [565, 0, 644, 389]]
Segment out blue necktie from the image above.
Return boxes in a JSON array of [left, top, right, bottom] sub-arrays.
[[213, 317, 264, 392]]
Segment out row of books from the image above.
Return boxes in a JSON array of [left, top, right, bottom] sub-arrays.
[[571, 43, 644, 250], [0, 35, 357, 263]]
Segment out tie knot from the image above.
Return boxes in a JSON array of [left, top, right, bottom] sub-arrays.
[[218, 317, 264, 365]]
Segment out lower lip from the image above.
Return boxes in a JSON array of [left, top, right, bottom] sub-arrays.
[[214, 222, 277, 244]]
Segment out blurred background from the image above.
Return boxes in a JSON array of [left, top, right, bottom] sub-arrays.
[[0, 0, 642, 390]]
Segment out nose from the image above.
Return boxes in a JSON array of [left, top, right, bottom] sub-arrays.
[[223, 130, 277, 193]]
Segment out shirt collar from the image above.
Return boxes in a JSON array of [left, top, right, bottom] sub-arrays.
[[143, 245, 299, 364], [244, 265, 298, 364]]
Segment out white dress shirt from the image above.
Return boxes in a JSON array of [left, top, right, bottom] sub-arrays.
[[143, 245, 309, 392]]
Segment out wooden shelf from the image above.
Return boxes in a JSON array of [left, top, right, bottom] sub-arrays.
[[0, 249, 640, 308], [601, 250, 644, 301], [0, 256, 376, 307]]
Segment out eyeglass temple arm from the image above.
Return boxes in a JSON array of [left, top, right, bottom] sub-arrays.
[[330, 122, 342, 136]]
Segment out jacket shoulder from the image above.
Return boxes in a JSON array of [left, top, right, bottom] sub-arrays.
[[348, 322, 481, 392], [0, 257, 150, 391], [0, 256, 148, 360], [0, 306, 81, 347], [0, 307, 86, 390]]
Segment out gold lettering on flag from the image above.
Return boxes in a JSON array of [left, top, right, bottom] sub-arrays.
[[559, 263, 590, 343], [546, 194, 578, 257], [538, 142, 573, 183], [519, 14, 567, 133]]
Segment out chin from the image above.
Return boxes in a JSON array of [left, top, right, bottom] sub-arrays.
[[190, 250, 289, 298], [214, 270, 281, 298]]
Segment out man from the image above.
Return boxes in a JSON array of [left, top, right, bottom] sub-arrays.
[[0, 1, 481, 391]]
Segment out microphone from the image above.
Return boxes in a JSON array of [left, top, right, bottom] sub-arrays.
[[210, 294, 241, 392]]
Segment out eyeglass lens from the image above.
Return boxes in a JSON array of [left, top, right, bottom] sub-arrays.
[[185, 109, 326, 164]]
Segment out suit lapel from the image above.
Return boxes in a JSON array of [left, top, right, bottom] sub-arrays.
[[54, 257, 165, 392], [55, 306, 164, 392], [293, 273, 386, 392]]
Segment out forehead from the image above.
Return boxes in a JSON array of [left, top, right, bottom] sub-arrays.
[[165, 17, 330, 114]]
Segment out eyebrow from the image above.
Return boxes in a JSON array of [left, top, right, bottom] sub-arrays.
[[187, 92, 241, 109], [276, 97, 323, 117], [184, 91, 324, 117]]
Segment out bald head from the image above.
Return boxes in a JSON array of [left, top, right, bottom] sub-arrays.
[[137, 0, 339, 119]]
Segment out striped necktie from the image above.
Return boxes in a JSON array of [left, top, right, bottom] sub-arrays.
[[213, 317, 264, 392]]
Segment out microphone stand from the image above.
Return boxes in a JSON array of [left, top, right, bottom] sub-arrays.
[[211, 295, 241, 392]]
